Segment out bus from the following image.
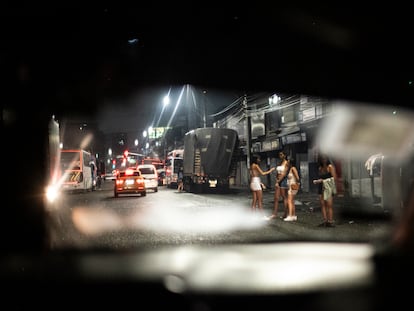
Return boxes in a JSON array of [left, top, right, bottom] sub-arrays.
[[105, 151, 145, 180], [165, 149, 184, 188], [60, 149, 96, 192], [142, 157, 164, 169]]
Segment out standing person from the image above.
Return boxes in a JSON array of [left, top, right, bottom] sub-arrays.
[[284, 158, 300, 221], [313, 154, 337, 227], [250, 155, 275, 216], [177, 166, 184, 192], [268, 151, 289, 220]]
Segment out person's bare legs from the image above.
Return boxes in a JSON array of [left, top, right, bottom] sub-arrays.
[[251, 191, 258, 212], [269, 186, 280, 219], [257, 190, 264, 215], [292, 193, 296, 217], [283, 192, 298, 221], [326, 197, 335, 226], [281, 188, 288, 218], [287, 193, 294, 217], [318, 194, 328, 226]]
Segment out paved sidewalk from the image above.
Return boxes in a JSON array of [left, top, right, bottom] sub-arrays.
[[231, 185, 327, 209], [232, 184, 391, 222], [262, 189, 326, 214]]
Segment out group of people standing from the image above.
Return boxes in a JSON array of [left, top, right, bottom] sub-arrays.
[[249, 151, 337, 227]]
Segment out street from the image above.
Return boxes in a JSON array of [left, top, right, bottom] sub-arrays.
[[47, 180, 393, 251]]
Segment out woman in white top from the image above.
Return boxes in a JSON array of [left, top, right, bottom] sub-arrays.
[[284, 158, 300, 221], [268, 151, 289, 220], [250, 155, 275, 215]]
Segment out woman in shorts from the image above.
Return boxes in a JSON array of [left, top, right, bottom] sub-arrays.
[[250, 155, 275, 216]]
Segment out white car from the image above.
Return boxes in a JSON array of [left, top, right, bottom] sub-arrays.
[[137, 164, 158, 192]]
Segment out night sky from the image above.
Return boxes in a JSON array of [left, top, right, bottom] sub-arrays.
[[3, 3, 414, 133]]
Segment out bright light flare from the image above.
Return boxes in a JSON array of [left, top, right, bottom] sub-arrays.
[[127, 204, 264, 234], [72, 207, 124, 235], [178, 242, 374, 294], [44, 155, 85, 206], [79, 243, 374, 295], [69, 198, 264, 236], [45, 184, 60, 203], [317, 101, 414, 163], [163, 94, 170, 106]]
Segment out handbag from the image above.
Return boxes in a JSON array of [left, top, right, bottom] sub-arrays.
[[291, 183, 300, 190]]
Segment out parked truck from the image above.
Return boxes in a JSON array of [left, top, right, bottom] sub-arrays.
[[182, 127, 239, 193]]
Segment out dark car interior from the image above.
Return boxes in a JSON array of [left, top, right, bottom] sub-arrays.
[[2, 4, 414, 310]]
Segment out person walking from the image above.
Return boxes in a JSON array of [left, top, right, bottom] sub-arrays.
[[284, 158, 300, 222], [177, 166, 184, 192], [250, 155, 275, 216], [268, 151, 289, 220], [313, 154, 337, 227]]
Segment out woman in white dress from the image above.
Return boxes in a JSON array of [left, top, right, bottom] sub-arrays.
[[284, 158, 300, 222], [250, 155, 275, 215], [268, 151, 289, 220]]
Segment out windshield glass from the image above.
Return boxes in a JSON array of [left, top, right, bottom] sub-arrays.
[[2, 0, 414, 262], [4, 5, 414, 309], [60, 151, 81, 171], [38, 90, 413, 250]]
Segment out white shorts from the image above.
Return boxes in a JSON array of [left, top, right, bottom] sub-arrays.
[[250, 177, 262, 191]]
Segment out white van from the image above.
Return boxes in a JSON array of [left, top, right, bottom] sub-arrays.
[[137, 164, 158, 192]]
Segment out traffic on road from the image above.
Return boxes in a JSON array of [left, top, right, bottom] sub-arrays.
[[47, 178, 392, 250], [4, 4, 414, 310]]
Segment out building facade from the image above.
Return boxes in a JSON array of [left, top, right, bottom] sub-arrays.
[[214, 93, 342, 196]]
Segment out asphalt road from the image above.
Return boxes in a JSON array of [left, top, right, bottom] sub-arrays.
[[46, 180, 393, 251]]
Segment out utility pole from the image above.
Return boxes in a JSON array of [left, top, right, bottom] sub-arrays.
[[202, 89, 207, 128], [244, 94, 251, 173]]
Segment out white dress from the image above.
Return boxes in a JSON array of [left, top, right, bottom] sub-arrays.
[[287, 171, 298, 195], [250, 176, 262, 191]]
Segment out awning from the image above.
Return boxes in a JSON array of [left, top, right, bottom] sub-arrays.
[[277, 126, 300, 137]]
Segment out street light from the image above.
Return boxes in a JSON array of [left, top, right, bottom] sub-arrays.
[[156, 90, 171, 127], [142, 130, 148, 155], [134, 139, 139, 152], [202, 89, 207, 128], [157, 89, 172, 161], [163, 94, 170, 106]]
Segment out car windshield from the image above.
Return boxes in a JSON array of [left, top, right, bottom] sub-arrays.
[[3, 4, 414, 309], [5, 7, 413, 249], [39, 92, 412, 248], [139, 167, 155, 175]]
